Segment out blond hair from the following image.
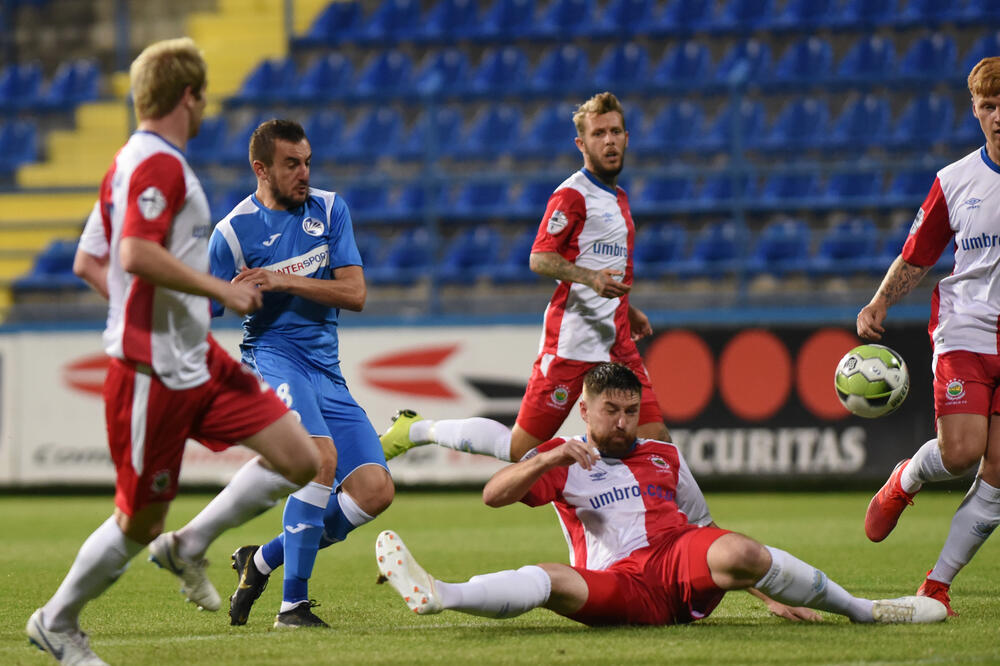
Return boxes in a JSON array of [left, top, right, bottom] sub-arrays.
[[130, 37, 206, 121], [968, 57, 1000, 98], [573, 92, 626, 136]]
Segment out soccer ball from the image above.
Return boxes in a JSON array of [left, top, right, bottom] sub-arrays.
[[834, 344, 909, 418]]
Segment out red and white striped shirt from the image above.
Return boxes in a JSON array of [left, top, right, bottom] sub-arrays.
[[88, 131, 214, 389], [903, 147, 1000, 356], [532, 169, 636, 363], [521, 437, 711, 571]]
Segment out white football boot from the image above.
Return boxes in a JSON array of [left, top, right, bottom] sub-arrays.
[[148, 531, 221, 611], [26, 609, 108, 666], [376, 530, 443, 614], [872, 595, 948, 623]]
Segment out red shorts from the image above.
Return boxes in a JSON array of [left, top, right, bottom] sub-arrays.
[[516, 352, 663, 441], [566, 526, 731, 626], [104, 337, 289, 515], [933, 350, 1000, 419]]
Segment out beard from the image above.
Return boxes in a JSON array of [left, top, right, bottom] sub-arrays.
[[270, 180, 308, 209], [585, 146, 625, 183]]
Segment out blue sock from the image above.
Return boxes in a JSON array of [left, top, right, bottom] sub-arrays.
[[280, 483, 331, 605], [260, 533, 284, 570], [319, 491, 375, 549]]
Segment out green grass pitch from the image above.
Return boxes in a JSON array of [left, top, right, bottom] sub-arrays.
[[1, 490, 997, 665]]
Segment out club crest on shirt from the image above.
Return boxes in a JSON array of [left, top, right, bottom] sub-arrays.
[[151, 470, 171, 494], [946, 379, 965, 400], [302, 217, 324, 236], [137, 186, 167, 220], [909, 207, 925, 235], [547, 210, 568, 235], [649, 455, 671, 472], [549, 385, 571, 408]]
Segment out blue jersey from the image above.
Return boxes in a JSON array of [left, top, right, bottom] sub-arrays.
[[209, 188, 362, 375]]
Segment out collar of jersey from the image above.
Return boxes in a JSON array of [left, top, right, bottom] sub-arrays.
[[581, 434, 638, 459], [980, 146, 1000, 175], [250, 193, 306, 218], [581, 168, 619, 196], [136, 130, 182, 153]]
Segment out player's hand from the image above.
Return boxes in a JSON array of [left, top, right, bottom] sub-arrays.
[[220, 280, 263, 315], [628, 306, 653, 341], [232, 267, 286, 292], [764, 600, 823, 622], [590, 269, 630, 299], [546, 439, 601, 471], [857, 301, 887, 341]]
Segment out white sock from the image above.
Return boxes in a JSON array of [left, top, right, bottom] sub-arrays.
[[754, 546, 873, 622], [901, 439, 955, 493], [414, 418, 513, 461], [175, 456, 299, 561], [42, 516, 144, 632], [434, 565, 551, 618], [928, 478, 1000, 584], [253, 546, 273, 575]]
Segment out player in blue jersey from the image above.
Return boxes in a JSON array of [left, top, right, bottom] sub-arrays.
[[209, 119, 394, 628]]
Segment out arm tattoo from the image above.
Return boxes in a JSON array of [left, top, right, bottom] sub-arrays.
[[876, 256, 932, 307], [530, 252, 594, 287]]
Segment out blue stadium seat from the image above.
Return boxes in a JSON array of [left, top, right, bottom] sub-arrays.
[[828, 0, 895, 30], [39, 59, 99, 109], [823, 169, 883, 204], [961, 31, 1000, 73], [631, 101, 704, 156], [304, 110, 346, 162], [888, 93, 954, 150], [745, 219, 811, 277], [591, 0, 655, 38], [387, 181, 450, 220], [0, 62, 42, 111], [767, 36, 833, 90], [186, 115, 228, 166], [674, 220, 748, 279], [353, 230, 381, 270], [766, 0, 835, 31], [835, 35, 895, 88], [0, 119, 38, 172], [339, 108, 404, 162], [513, 103, 577, 160], [532, 0, 596, 39], [950, 111, 982, 150], [885, 169, 937, 206], [358, 0, 422, 44], [296, 1, 363, 46], [450, 182, 511, 219], [292, 53, 353, 103], [230, 57, 296, 105], [896, 33, 958, 84], [632, 176, 696, 215], [698, 172, 753, 208], [807, 218, 882, 277], [695, 99, 765, 153], [632, 223, 687, 279], [652, 41, 712, 92], [210, 186, 252, 220], [411, 48, 471, 97], [714, 38, 772, 86], [468, 46, 530, 96], [509, 180, 557, 219], [12, 239, 85, 292], [354, 50, 412, 98], [592, 42, 649, 93], [398, 106, 464, 162], [453, 105, 523, 160], [875, 222, 913, 269], [759, 97, 830, 153], [706, 0, 774, 34], [343, 183, 391, 221], [824, 93, 891, 152], [487, 227, 540, 284], [419, 0, 481, 42], [650, 0, 713, 36], [956, 0, 1000, 26], [474, 0, 537, 41], [366, 227, 433, 286], [528, 44, 590, 94], [895, 0, 959, 28], [438, 226, 503, 283], [221, 114, 269, 166], [758, 172, 821, 204]]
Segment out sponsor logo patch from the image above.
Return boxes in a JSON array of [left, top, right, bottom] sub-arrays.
[[137, 186, 167, 220], [547, 210, 569, 235], [946, 379, 965, 400], [151, 469, 171, 494]]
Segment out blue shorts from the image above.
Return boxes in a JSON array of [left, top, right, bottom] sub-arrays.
[[244, 346, 388, 489]]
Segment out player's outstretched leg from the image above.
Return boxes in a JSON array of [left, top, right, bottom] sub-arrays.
[[26, 608, 108, 666], [380, 410, 425, 460], [865, 460, 918, 542], [229, 545, 270, 626], [871, 596, 948, 623], [148, 531, 221, 611], [375, 530, 443, 614]]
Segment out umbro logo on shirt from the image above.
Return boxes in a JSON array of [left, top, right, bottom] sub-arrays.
[[263, 233, 281, 247]]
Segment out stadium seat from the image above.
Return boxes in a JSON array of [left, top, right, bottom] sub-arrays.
[[387, 181, 450, 220], [765, 0, 835, 31], [955, 0, 1000, 26], [592, 42, 649, 93], [961, 31, 1000, 74], [230, 57, 297, 105], [303, 110, 346, 163], [528, 44, 590, 95], [340, 108, 404, 162], [630, 101, 704, 156], [509, 180, 557, 219], [468, 46, 530, 96], [453, 105, 523, 161], [632, 223, 688, 279], [758, 171, 821, 205], [353, 229, 382, 270], [437, 226, 503, 283], [885, 169, 937, 206], [823, 168, 883, 204], [875, 221, 911, 268], [807, 218, 882, 277], [698, 172, 753, 208], [411, 48, 471, 97], [419, 0, 481, 42], [513, 103, 578, 160], [706, 0, 774, 34], [354, 49, 412, 98], [358, 0, 423, 44], [366, 227, 434, 286], [887, 93, 954, 150], [487, 227, 539, 284], [220, 114, 269, 166], [186, 115, 228, 166], [13, 239, 86, 291], [650, 0, 713, 36], [767, 36, 833, 90], [674, 220, 748, 279], [532, 0, 596, 39], [895, 0, 959, 28], [695, 99, 765, 153], [896, 33, 958, 85], [632, 176, 696, 215], [292, 53, 354, 103], [835, 35, 896, 88], [824, 93, 891, 153], [39, 59, 99, 109], [759, 97, 830, 154], [591, 0, 655, 38], [745, 219, 811, 277], [474, 0, 537, 42], [828, 0, 895, 30], [450, 182, 511, 219], [0, 62, 42, 111], [950, 111, 982, 150], [398, 106, 464, 162], [651, 41, 713, 92], [0, 119, 38, 172], [714, 38, 772, 86], [342, 183, 391, 221], [295, 1, 363, 46]]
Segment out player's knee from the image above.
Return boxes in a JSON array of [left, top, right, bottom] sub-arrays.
[[939, 440, 983, 475], [708, 533, 770, 587]]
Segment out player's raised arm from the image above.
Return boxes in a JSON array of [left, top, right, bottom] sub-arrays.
[[482, 439, 600, 508]]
